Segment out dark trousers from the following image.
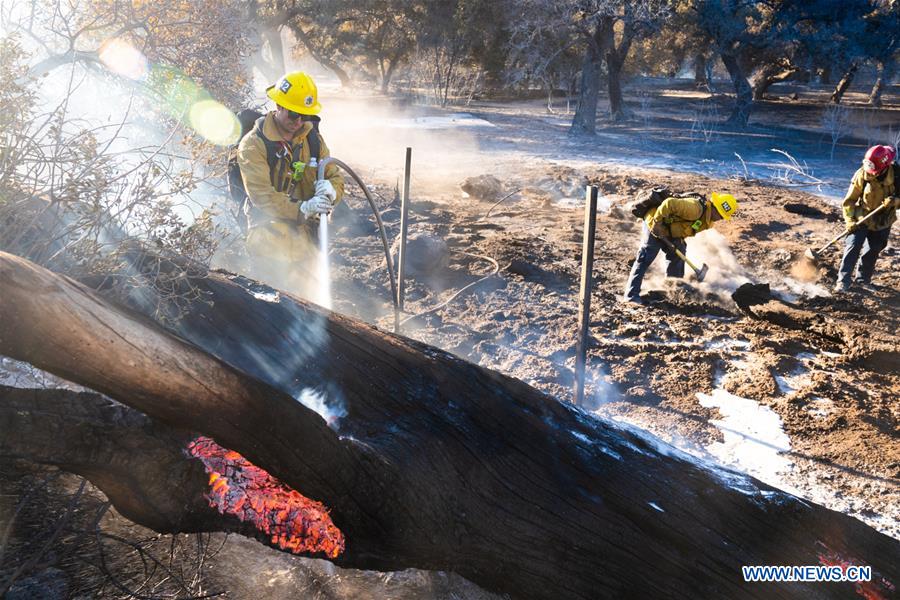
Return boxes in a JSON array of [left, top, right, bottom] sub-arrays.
[[625, 224, 686, 300], [837, 227, 891, 286]]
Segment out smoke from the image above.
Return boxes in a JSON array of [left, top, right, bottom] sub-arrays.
[[775, 277, 831, 301], [583, 367, 618, 410], [318, 95, 492, 197], [641, 229, 751, 303], [294, 387, 347, 430]]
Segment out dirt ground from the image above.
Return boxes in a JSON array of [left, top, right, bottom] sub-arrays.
[[327, 161, 899, 543], [2, 86, 899, 597]]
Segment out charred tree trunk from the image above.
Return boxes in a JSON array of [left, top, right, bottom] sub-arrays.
[[0, 384, 342, 553], [720, 51, 753, 127], [0, 385, 220, 533], [830, 62, 859, 104], [570, 24, 604, 136], [868, 60, 895, 107], [1, 252, 898, 600]]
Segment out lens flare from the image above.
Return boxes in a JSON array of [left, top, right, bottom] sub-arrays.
[[98, 38, 149, 80], [189, 99, 240, 146], [151, 64, 204, 116]]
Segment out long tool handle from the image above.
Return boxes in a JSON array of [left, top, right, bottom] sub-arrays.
[[657, 235, 703, 274], [817, 204, 888, 253]]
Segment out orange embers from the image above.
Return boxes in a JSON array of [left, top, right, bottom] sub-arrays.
[[817, 543, 895, 600], [187, 436, 345, 558]]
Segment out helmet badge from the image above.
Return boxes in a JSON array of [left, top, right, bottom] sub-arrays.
[[304, 95, 314, 107], [278, 78, 292, 93]]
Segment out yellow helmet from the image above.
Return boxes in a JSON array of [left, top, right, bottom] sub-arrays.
[[710, 192, 738, 220], [266, 71, 321, 115]]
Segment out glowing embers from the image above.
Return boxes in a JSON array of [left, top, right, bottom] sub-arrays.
[[817, 543, 895, 600], [187, 436, 345, 558]]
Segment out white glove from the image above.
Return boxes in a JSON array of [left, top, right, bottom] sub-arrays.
[[300, 195, 332, 218], [315, 179, 337, 203]]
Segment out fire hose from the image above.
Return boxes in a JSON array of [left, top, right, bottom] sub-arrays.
[[314, 160, 500, 330]]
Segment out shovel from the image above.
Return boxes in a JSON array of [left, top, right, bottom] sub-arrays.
[[656, 235, 709, 282], [804, 204, 887, 262]]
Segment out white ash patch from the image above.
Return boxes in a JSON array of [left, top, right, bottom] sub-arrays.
[[696, 389, 794, 490]]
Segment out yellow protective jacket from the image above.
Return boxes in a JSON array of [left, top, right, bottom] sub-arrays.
[[645, 196, 715, 239], [237, 112, 344, 229], [842, 166, 898, 231]]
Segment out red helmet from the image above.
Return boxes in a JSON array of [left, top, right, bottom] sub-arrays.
[[862, 145, 896, 176]]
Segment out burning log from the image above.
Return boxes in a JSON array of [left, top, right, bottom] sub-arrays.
[[0, 251, 898, 599], [187, 436, 345, 557], [0, 384, 337, 555]]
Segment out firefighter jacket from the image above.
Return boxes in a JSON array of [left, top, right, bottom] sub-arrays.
[[842, 166, 898, 231], [645, 196, 715, 239], [237, 112, 344, 230]]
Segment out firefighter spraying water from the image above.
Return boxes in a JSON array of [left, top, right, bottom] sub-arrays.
[[229, 70, 343, 304], [229, 71, 399, 317]]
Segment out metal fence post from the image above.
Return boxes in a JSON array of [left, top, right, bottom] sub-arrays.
[[575, 185, 598, 406], [396, 147, 412, 331]]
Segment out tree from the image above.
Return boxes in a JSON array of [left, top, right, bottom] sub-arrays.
[[0, 30, 225, 320], [274, 0, 415, 91], [865, 1, 899, 106], [401, 0, 506, 105], [819, 0, 899, 105], [509, 0, 671, 135]]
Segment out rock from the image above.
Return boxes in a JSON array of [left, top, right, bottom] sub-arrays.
[[460, 175, 503, 201], [391, 232, 449, 277], [731, 282, 773, 311], [783, 202, 830, 219]]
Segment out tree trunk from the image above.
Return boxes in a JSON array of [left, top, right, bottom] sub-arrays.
[[868, 60, 894, 107], [259, 27, 287, 83], [830, 62, 858, 104], [751, 61, 803, 101], [381, 57, 399, 95], [720, 51, 753, 127], [1, 251, 898, 600], [605, 18, 634, 123], [570, 24, 604, 136], [0, 384, 342, 553], [0, 385, 220, 534], [694, 54, 709, 89]]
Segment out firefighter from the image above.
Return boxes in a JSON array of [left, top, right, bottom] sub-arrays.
[[237, 71, 344, 298], [834, 144, 899, 293], [623, 192, 738, 305]]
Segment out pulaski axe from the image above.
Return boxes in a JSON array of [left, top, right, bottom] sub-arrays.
[[804, 203, 887, 263], [656, 235, 709, 282]]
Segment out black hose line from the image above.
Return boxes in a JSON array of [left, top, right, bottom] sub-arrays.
[[317, 157, 400, 330]]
